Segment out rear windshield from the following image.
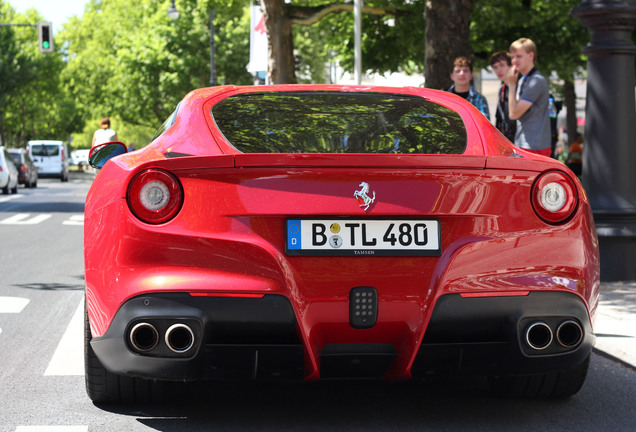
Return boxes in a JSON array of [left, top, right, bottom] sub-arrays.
[[211, 92, 467, 154], [9, 153, 23, 163], [30, 144, 60, 157]]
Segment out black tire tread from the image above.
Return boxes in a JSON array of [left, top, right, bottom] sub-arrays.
[[84, 302, 160, 404]]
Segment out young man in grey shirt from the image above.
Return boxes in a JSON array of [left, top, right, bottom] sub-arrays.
[[504, 38, 551, 157]]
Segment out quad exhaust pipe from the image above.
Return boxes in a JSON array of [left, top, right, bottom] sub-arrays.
[[556, 320, 583, 348], [525, 322, 553, 350], [165, 323, 195, 353], [129, 321, 195, 354], [525, 319, 583, 351], [129, 322, 159, 352]]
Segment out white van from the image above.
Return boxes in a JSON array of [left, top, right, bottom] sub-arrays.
[[27, 140, 69, 182], [71, 149, 90, 169]]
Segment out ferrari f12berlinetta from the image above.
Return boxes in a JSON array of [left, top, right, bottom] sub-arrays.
[[84, 85, 599, 403]]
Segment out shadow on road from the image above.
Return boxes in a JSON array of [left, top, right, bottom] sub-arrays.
[[90, 354, 635, 432]]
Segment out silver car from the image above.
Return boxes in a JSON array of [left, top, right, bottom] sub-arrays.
[[0, 147, 19, 194]]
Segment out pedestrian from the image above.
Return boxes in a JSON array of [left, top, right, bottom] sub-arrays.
[[91, 117, 118, 147], [504, 38, 551, 156], [489, 51, 516, 142], [447, 56, 490, 120]]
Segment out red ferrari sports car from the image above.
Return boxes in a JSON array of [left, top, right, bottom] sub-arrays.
[[85, 85, 599, 403]]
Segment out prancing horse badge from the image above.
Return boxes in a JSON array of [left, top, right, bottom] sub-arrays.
[[353, 182, 376, 211]]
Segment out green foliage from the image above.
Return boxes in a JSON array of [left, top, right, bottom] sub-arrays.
[[58, 0, 255, 147], [1, 0, 255, 149], [0, 0, 613, 149], [305, 0, 424, 78], [0, 1, 80, 147], [471, 0, 589, 88], [215, 9, 254, 85]]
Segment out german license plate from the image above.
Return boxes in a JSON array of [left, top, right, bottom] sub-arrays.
[[285, 219, 441, 256]]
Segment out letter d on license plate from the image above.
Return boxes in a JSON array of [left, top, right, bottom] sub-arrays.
[[285, 219, 441, 256]]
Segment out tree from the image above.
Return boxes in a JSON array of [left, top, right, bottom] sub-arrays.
[[0, 1, 80, 147], [260, 0, 410, 84], [424, 0, 473, 90], [59, 0, 253, 146], [0, 7, 20, 145]]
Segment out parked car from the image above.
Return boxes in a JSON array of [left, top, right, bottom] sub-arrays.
[[27, 140, 69, 181], [8, 148, 38, 188], [85, 85, 600, 403], [71, 149, 90, 170], [0, 146, 19, 194]]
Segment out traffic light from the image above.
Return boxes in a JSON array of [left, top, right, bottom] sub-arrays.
[[38, 22, 54, 53]]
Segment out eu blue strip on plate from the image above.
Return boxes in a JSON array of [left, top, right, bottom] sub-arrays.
[[287, 219, 301, 250]]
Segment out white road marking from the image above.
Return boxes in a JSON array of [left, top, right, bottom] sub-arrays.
[[0, 297, 30, 313], [62, 215, 84, 226], [44, 298, 84, 376], [0, 195, 23, 203], [15, 427, 88, 432], [0, 213, 52, 225]]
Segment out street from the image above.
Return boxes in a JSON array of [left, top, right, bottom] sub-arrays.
[[0, 174, 635, 432]]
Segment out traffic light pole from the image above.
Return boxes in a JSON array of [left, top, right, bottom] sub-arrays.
[[0, 21, 54, 53]]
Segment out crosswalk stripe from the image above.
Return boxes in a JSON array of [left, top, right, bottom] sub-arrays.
[[0, 195, 23, 203], [0, 214, 52, 225], [44, 298, 84, 376], [62, 215, 84, 226], [0, 297, 30, 313], [15, 426, 88, 432]]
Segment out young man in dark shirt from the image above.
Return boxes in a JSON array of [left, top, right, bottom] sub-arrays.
[[489, 51, 516, 142]]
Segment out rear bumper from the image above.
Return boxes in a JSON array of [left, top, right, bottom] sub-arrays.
[[91, 290, 594, 381], [37, 171, 63, 178], [91, 294, 305, 381], [413, 291, 595, 377]]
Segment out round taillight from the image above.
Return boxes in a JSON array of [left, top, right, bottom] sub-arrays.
[[127, 169, 183, 224], [531, 171, 578, 224]]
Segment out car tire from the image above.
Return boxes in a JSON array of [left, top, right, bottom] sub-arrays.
[[1, 183, 8, 195], [11, 183, 17, 194], [488, 354, 590, 398], [85, 303, 159, 404]]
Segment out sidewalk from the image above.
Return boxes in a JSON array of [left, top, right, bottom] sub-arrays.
[[593, 281, 636, 368]]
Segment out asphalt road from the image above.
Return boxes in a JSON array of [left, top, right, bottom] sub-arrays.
[[0, 173, 635, 432]]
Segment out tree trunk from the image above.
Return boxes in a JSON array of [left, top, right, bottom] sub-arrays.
[[261, 0, 297, 84], [563, 79, 578, 147], [424, 0, 473, 90]]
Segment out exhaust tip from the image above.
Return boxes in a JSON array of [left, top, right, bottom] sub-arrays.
[[165, 323, 195, 353], [129, 322, 159, 352], [525, 322, 553, 350], [557, 320, 583, 348]]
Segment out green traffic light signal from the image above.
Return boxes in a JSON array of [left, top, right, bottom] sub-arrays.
[[38, 22, 54, 53]]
